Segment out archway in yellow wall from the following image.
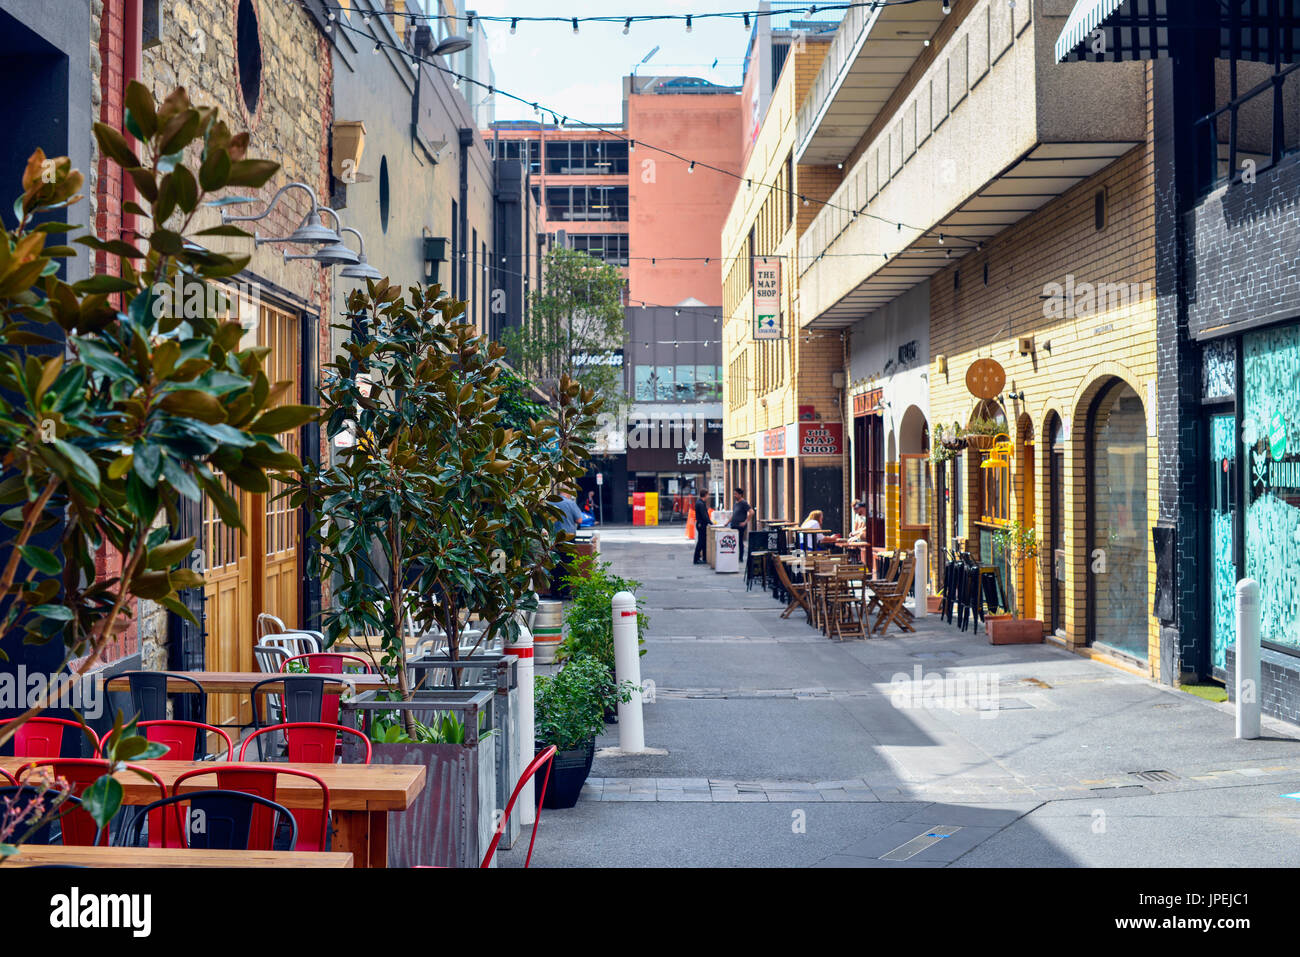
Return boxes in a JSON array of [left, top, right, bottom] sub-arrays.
[[1016, 412, 1037, 622], [897, 404, 931, 564]]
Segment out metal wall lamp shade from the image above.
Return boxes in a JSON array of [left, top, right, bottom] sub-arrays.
[[434, 35, 472, 56], [339, 226, 382, 279]]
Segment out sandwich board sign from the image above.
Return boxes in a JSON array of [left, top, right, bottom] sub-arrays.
[[753, 257, 782, 340]]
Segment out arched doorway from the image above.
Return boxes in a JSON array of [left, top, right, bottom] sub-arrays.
[[1044, 412, 1065, 634], [1016, 413, 1036, 621], [1086, 379, 1148, 659]]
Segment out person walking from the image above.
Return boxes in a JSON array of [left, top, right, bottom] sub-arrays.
[[549, 489, 588, 599], [692, 490, 713, 565], [728, 488, 753, 561]]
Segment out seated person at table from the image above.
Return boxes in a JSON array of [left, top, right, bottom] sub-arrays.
[[800, 509, 826, 548], [847, 501, 868, 542]]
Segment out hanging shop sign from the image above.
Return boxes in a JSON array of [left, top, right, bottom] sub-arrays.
[[965, 358, 1006, 399], [798, 422, 843, 456], [752, 257, 782, 340]]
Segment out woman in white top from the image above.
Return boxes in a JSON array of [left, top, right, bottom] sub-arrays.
[[800, 509, 824, 549]]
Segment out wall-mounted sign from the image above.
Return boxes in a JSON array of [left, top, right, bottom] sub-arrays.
[[965, 358, 1006, 399], [753, 258, 782, 340], [798, 422, 843, 456], [763, 426, 787, 457], [731, 439, 751, 450], [573, 350, 624, 367]]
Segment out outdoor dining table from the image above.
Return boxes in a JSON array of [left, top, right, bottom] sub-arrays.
[[0, 844, 354, 868], [0, 757, 425, 869]]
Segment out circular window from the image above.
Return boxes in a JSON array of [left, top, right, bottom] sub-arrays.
[[237, 0, 262, 116], [378, 156, 390, 233]]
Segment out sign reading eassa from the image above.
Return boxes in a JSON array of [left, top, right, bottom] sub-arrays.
[[753, 258, 782, 340]]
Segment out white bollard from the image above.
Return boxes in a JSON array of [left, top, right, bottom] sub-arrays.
[[1235, 578, 1261, 740], [914, 539, 929, 611], [612, 590, 646, 752], [506, 619, 536, 825]]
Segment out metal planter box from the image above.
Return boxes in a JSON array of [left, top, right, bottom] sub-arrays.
[[339, 688, 496, 868], [407, 654, 521, 848]]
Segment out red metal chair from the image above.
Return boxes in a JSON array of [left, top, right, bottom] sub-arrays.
[[481, 745, 557, 869], [239, 722, 372, 765], [13, 717, 101, 759], [98, 720, 233, 762], [280, 653, 374, 725], [172, 764, 332, 852], [16, 758, 167, 846], [0, 766, 16, 786]]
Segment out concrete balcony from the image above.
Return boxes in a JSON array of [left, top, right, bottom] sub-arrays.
[[795, 0, 949, 165], [797, 0, 1148, 328]]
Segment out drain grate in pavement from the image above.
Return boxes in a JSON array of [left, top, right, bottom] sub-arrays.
[[1130, 769, 1179, 782], [910, 651, 963, 659], [881, 826, 962, 861]]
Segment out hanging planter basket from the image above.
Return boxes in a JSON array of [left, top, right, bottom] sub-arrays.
[[941, 436, 968, 451], [966, 433, 998, 451]]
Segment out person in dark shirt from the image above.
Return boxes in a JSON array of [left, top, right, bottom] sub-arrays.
[[692, 491, 713, 565], [728, 488, 752, 560]]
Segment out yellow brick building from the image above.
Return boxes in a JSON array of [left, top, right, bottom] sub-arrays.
[[721, 38, 845, 531]]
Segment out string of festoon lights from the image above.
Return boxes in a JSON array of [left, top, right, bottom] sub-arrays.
[[317, 0, 959, 31], [436, 252, 842, 349], [310, 7, 979, 254]]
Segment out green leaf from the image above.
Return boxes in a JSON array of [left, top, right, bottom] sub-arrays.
[[18, 545, 61, 576], [146, 536, 196, 570], [159, 389, 226, 424], [81, 775, 123, 830], [124, 81, 157, 139], [72, 274, 137, 294], [30, 603, 73, 621], [224, 159, 280, 188], [93, 122, 141, 169], [251, 404, 319, 434], [198, 149, 231, 192], [52, 439, 99, 485]]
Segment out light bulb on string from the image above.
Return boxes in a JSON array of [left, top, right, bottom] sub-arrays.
[[572, 17, 579, 34], [623, 18, 631, 34], [686, 15, 692, 33], [510, 18, 517, 34], [688, 161, 695, 173]]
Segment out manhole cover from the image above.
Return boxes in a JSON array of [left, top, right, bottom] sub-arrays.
[[1130, 769, 1179, 782]]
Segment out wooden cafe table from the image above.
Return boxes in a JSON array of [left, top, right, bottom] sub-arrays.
[[2, 844, 353, 868], [1, 756, 425, 869]]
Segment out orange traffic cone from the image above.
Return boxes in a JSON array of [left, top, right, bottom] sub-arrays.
[[686, 507, 696, 540]]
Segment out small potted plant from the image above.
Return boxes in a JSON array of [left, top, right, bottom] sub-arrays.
[[556, 556, 647, 722], [533, 655, 636, 808], [987, 521, 1044, 644], [940, 421, 968, 452]]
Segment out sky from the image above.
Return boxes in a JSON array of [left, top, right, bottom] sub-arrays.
[[452, 1, 841, 124]]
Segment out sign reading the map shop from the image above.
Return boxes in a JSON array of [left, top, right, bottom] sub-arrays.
[[753, 257, 782, 340]]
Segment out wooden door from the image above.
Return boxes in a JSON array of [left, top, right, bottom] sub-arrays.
[[203, 477, 254, 728], [258, 302, 301, 631], [1021, 440, 1036, 619], [200, 296, 301, 729]]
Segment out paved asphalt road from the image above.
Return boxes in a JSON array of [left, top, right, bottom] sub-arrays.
[[500, 525, 1300, 867]]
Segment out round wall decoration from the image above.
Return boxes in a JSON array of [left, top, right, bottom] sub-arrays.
[[965, 358, 1006, 399]]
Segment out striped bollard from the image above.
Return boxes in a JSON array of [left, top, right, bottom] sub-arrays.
[[612, 591, 646, 752], [506, 621, 536, 825]]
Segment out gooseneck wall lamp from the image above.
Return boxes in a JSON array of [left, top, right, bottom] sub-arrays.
[[338, 227, 382, 280], [283, 207, 360, 267], [221, 181, 341, 246]]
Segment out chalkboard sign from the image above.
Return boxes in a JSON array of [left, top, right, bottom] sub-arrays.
[[1152, 524, 1176, 622]]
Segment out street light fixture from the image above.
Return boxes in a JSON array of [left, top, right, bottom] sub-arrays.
[[433, 35, 472, 57], [283, 207, 361, 267]]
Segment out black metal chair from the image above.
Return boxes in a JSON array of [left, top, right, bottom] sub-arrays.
[[0, 787, 83, 846], [250, 675, 328, 729], [116, 671, 206, 723], [745, 550, 770, 591], [118, 789, 298, 851]]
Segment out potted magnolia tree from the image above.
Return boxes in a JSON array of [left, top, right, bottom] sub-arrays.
[[987, 520, 1044, 644], [0, 83, 311, 853], [294, 278, 599, 865]]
